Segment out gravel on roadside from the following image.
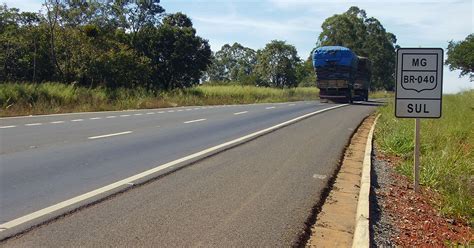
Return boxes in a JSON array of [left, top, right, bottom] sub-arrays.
[[369, 146, 472, 247], [370, 147, 398, 247]]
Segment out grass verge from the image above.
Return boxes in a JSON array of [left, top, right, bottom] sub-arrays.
[[0, 82, 319, 117], [375, 90, 473, 225], [369, 90, 394, 99]]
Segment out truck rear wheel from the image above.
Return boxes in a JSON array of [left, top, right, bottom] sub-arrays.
[[347, 90, 353, 104]]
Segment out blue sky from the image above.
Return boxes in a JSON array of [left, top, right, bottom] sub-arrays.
[[5, 0, 473, 93]]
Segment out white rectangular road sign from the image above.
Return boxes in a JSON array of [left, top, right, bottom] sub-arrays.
[[396, 48, 443, 118]]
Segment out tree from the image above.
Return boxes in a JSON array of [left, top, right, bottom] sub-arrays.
[[207, 42, 257, 84], [254, 40, 300, 88], [296, 55, 316, 87], [0, 3, 213, 91], [162, 12, 192, 28], [446, 34, 474, 77], [44, 0, 64, 79], [121, 0, 164, 32], [0, 5, 53, 82], [317, 6, 397, 90], [135, 13, 211, 89]]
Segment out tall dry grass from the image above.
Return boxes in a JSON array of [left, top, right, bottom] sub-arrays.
[[0, 82, 319, 117]]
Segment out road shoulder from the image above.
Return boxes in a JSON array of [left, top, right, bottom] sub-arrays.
[[305, 114, 376, 247]]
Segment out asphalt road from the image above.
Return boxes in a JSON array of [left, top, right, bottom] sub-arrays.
[[0, 101, 375, 246]]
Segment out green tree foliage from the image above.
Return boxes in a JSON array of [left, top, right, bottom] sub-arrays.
[[135, 13, 211, 89], [254, 40, 300, 88], [318, 6, 397, 90], [0, 3, 211, 90], [296, 56, 316, 87], [207, 42, 257, 84], [0, 5, 53, 82], [446, 34, 474, 77]]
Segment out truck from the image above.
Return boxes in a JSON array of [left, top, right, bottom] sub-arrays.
[[312, 46, 371, 103]]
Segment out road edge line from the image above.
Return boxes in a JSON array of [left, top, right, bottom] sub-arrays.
[[352, 114, 380, 248], [0, 104, 347, 240]]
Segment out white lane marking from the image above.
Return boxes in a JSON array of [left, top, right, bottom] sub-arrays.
[[177, 110, 183, 112], [120, 115, 131, 117], [0, 125, 16, 129], [90, 117, 102, 120], [106, 116, 117, 119], [183, 118, 206, 124], [88, 131, 133, 140], [134, 113, 143, 116], [185, 109, 192, 111], [168, 110, 175, 113], [146, 112, 155, 115], [50, 121, 65, 124], [289, 104, 296, 106], [71, 119, 84, 122], [194, 108, 200, 110], [265, 107, 276, 110], [158, 111, 165, 114], [0, 104, 347, 232], [25, 123, 42, 126], [234, 111, 248, 115], [313, 174, 327, 180]]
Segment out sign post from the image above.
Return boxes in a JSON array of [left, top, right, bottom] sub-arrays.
[[395, 48, 443, 192]]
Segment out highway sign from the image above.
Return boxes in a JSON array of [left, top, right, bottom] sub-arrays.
[[395, 48, 443, 118]]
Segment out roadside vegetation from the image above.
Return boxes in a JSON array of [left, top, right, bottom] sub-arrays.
[[369, 91, 394, 99], [375, 90, 474, 225], [0, 82, 318, 117], [1, 3, 400, 117]]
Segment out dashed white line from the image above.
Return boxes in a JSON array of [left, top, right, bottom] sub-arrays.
[[50, 121, 65, 124], [177, 110, 183, 112], [71, 119, 84, 122], [25, 123, 42, 126], [0, 125, 16, 129], [120, 115, 131, 117], [106, 116, 117, 119], [88, 131, 133, 140], [313, 174, 327, 180], [265, 107, 276, 110], [158, 111, 165, 114], [234, 111, 248, 115], [146, 112, 155, 115], [193, 108, 200, 110], [168, 110, 175, 113], [185, 109, 192, 111], [183, 118, 206, 124], [133, 113, 143, 116], [90, 117, 102, 120]]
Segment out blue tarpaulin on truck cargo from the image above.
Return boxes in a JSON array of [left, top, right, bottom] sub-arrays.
[[312, 46, 358, 68]]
